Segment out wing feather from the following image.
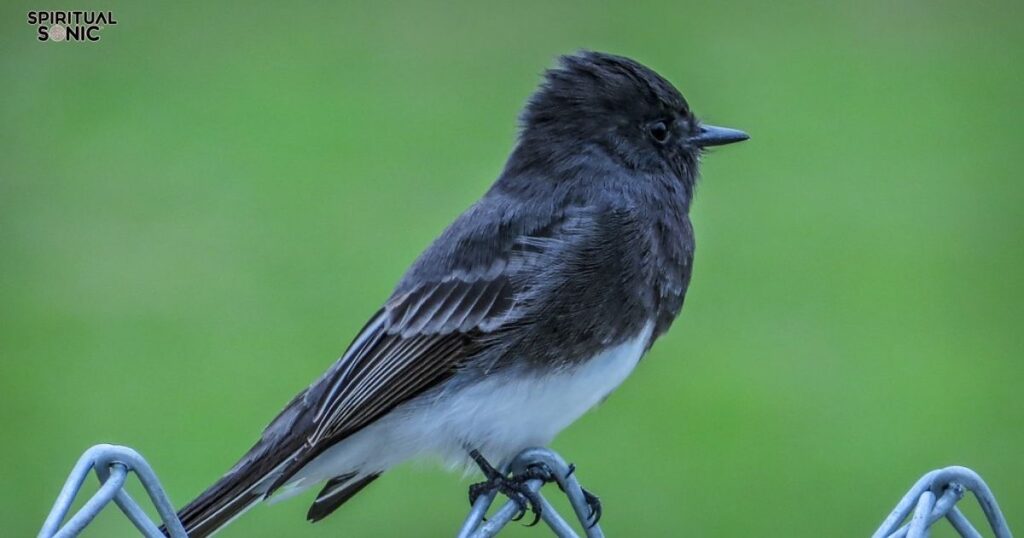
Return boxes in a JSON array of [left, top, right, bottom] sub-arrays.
[[267, 209, 591, 495]]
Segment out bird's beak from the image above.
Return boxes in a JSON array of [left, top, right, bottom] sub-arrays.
[[688, 124, 749, 148]]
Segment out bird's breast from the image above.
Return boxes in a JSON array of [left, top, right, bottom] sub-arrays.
[[427, 320, 656, 466]]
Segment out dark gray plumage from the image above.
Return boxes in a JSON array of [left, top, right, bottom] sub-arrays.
[[168, 50, 746, 537]]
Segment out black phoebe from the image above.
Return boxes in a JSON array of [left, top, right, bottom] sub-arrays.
[[170, 50, 747, 536]]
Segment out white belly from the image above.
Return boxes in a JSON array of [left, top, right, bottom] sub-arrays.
[[283, 322, 654, 494]]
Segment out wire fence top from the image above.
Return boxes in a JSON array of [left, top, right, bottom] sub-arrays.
[[39, 443, 1013, 538]]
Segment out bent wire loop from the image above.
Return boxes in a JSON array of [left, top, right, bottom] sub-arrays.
[[872, 466, 1012, 538], [38, 444, 186, 538], [39, 444, 1012, 537], [456, 447, 605, 538]]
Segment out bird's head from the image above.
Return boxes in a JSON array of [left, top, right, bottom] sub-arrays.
[[510, 51, 747, 191]]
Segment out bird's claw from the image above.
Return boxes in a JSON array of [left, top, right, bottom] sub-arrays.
[[560, 462, 601, 527], [468, 470, 547, 526], [581, 486, 602, 527], [467, 449, 600, 528], [467, 449, 556, 526]]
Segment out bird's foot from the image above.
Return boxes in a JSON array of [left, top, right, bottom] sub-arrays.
[[580, 486, 602, 527], [467, 449, 555, 526], [564, 463, 602, 527]]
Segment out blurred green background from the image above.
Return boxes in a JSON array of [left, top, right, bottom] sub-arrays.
[[2, 1, 1022, 536]]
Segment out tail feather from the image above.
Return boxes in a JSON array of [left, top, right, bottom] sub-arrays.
[[307, 472, 381, 522], [164, 390, 312, 537], [160, 452, 285, 538], [165, 352, 390, 535], [175, 485, 263, 537]]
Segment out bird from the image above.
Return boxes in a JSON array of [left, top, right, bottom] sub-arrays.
[[168, 50, 748, 537]]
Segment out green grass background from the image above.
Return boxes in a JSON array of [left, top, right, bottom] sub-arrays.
[[2, 1, 1022, 536]]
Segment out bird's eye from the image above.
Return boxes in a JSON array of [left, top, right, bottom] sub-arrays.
[[648, 121, 670, 144]]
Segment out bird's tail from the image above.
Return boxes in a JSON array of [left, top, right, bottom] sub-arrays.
[[162, 396, 313, 537], [170, 471, 265, 537], [161, 444, 287, 538]]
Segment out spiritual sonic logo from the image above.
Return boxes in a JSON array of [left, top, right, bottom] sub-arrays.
[[27, 11, 118, 42]]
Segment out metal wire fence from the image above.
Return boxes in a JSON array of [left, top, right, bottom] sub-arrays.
[[39, 444, 1012, 537], [38, 445, 186, 538]]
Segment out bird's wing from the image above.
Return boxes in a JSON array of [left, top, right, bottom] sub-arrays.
[[263, 207, 588, 492], [306, 274, 516, 444]]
